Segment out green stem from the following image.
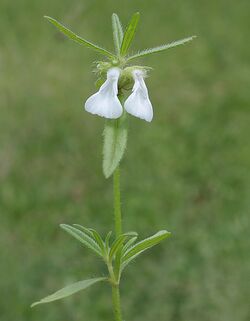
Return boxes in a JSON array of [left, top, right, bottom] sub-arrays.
[[112, 284, 123, 321], [111, 166, 123, 321], [111, 94, 124, 321], [113, 167, 122, 238]]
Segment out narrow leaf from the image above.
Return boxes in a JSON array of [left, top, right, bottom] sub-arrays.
[[103, 110, 128, 179], [89, 228, 105, 253], [112, 13, 124, 54], [109, 232, 137, 260], [123, 230, 170, 259], [120, 12, 140, 56], [122, 230, 171, 269], [72, 224, 93, 238], [31, 277, 107, 307], [114, 248, 122, 279], [127, 36, 196, 61], [105, 231, 112, 252], [44, 16, 115, 58], [121, 236, 138, 256], [60, 224, 102, 257], [109, 235, 127, 260]]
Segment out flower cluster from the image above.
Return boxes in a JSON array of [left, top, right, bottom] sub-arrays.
[[43, 14, 195, 179], [85, 67, 153, 122], [44, 14, 195, 125]]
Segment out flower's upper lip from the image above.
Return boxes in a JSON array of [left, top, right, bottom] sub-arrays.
[[107, 67, 121, 80], [132, 69, 145, 78]]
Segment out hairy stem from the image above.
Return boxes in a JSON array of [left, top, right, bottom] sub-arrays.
[[111, 93, 124, 321], [112, 284, 123, 321], [112, 166, 123, 321]]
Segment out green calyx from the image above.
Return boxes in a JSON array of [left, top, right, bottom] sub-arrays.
[[94, 64, 152, 95]]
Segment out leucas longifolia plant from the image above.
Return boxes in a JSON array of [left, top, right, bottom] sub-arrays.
[[31, 13, 195, 321]]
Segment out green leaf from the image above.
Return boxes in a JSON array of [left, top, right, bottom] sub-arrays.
[[122, 230, 171, 269], [103, 110, 128, 179], [44, 16, 115, 59], [72, 224, 93, 238], [109, 232, 137, 260], [89, 228, 105, 253], [127, 36, 196, 61], [112, 13, 124, 54], [31, 277, 107, 307], [114, 248, 122, 279], [121, 236, 138, 256], [60, 224, 102, 257], [109, 235, 128, 260], [120, 12, 140, 56], [112, 232, 137, 278], [105, 231, 112, 252], [111, 237, 124, 278]]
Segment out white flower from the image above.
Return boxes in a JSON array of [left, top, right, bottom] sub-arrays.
[[85, 67, 123, 119], [124, 69, 153, 122]]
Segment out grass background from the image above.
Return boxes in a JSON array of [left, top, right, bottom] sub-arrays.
[[1, 0, 250, 320]]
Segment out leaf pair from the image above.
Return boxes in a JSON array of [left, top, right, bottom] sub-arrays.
[[60, 224, 137, 263], [112, 12, 140, 56], [109, 231, 137, 261], [61, 223, 170, 271], [44, 14, 195, 63], [111, 12, 196, 60], [31, 225, 171, 307]]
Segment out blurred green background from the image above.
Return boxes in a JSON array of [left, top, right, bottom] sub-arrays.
[[1, 0, 249, 320]]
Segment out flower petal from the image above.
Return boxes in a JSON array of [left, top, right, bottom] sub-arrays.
[[124, 70, 153, 122], [85, 68, 123, 119]]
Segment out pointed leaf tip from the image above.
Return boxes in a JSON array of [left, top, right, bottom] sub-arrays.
[[121, 229, 171, 270], [60, 224, 102, 257], [44, 16, 115, 58], [120, 12, 140, 56], [127, 35, 196, 61], [112, 13, 124, 54], [31, 277, 107, 308]]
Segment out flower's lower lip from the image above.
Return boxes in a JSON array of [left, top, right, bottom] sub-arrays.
[[85, 67, 123, 119]]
